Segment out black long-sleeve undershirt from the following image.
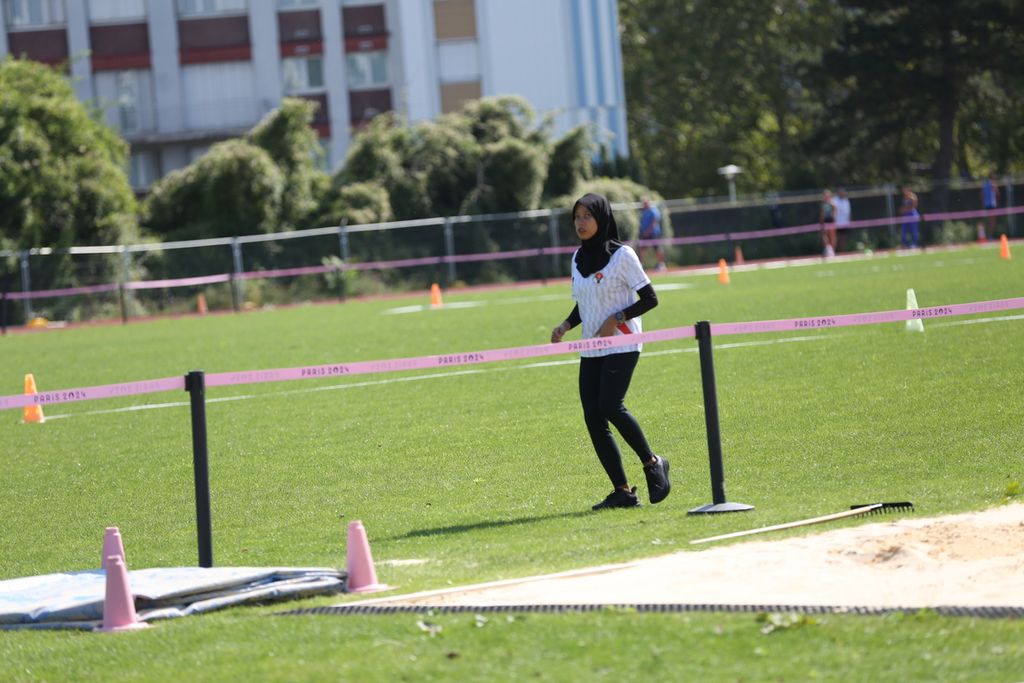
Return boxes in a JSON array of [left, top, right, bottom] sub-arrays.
[[562, 283, 658, 330]]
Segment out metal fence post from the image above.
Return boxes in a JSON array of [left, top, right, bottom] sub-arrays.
[[19, 250, 31, 322], [119, 247, 131, 324], [230, 237, 243, 312], [547, 212, 561, 278], [885, 183, 897, 245], [336, 224, 350, 300], [338, 225, 350, 263], [443, 219, 456, 285], [1005, 178, 1016, 237]]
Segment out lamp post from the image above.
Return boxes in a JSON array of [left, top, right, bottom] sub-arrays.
[[717, 164, 742, 203]]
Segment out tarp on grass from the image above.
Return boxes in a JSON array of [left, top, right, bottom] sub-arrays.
[[0, 566, 346, 630]]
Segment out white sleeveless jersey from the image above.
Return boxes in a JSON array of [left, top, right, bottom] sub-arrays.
[[571, 245, 651, 357]]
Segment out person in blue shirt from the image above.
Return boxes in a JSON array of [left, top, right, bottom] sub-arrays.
[[638, 198, 667, 271], [980, 173, 999, 242], [899, 186, 920, 249]]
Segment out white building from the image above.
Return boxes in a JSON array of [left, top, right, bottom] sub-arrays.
[[1, 0, 629, 189]]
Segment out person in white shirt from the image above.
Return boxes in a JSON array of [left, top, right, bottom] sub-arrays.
[[834, 188, 852, 252], [550, 193, 671, 510]]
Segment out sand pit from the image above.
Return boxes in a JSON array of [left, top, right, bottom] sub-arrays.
[[353, 503, 1024, 609]]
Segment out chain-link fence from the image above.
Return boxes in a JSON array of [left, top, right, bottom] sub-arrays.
[[2, 177, 1020, 328]]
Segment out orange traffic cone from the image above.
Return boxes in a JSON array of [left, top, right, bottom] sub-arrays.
[[999, 234, 1011, 260], [197, 293, 208, 315], [23, 374, 45, 424], [718, 258, 730, 284], [734, 245, 745, 265], [345, 520, 391, 593], [430, 283, 443, 308]]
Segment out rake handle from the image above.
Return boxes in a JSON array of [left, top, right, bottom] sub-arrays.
[[689, 504, 882, 545]]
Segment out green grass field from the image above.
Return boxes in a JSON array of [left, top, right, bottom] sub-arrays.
[[2, 245, 1022, 681]]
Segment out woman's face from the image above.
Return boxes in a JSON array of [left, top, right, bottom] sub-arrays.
[[574, 205, 599, 241]]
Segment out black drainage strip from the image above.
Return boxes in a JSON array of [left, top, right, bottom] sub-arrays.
[[277, 603, 1023, 619]]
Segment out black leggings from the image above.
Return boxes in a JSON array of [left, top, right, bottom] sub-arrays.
[[578, 352, 655, 488]]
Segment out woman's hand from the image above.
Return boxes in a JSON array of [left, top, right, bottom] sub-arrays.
[[551, 321, 571, 343], [597, 316, 619, 337]]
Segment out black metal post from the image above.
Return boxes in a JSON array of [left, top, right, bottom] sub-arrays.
[[185, 370, 214, 567], [688, 320, 754, 515]]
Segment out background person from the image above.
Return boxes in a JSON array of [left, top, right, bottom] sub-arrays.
[[834, 187, 852, 251], [980, 173, 1000, 241], [819, 189, 838, 257], [550, 193, 671, 510], [638, 197, 667, 271], [899, 186, 920, 248]]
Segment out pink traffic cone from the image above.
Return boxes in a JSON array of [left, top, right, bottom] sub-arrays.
[[345, 520, 390, 593], [98, 555, 150, 632], [101, 527, 126, 570]]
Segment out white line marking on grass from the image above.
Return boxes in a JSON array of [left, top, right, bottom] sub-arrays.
[[384, 301, 485, 314], [930, 313, 1024, 328], [648, 283, 694, 291], [384, 287, 692, 315], [44, 401, 191, 420]]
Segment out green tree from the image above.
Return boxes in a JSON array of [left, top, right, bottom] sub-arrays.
[[336, 113, 431, 220], [543, 125, 593, 199], [810, 0, 1024, 204], [248, 97, 326, 229], [337, 96, 556, 220], [620, 0, 838, 198], [143, 139, 284, 241], [0, 57, 138, 253]]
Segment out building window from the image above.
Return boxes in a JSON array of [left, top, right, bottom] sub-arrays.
[[433, 0, 475, 40], [94, 69, 156, 134], [282, 55, 324, 94], [3, 0, 65, 28], [342, 4, 385, 37], [88, 0, 146, 22], [437, 40, 478, 83], [176, 0, 246, 18], [128, 150, 158, 189], [440, 80, 480, 114], [345, 50, 387, 89], [277, 0, 317, 9], [182, 61, 258, 129]]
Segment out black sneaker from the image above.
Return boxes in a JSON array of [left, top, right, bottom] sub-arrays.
[[591, 486, 640, 510], [643, 455, 671, 504]]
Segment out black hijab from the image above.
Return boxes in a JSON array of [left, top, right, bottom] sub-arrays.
[[573, 193, 623, 277]]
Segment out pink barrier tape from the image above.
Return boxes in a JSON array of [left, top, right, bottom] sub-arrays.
[[237, 264, 334, 280], [3, 296, 1024, 411], [205, 326, 697, 388], [712, 297, 1024, 336], [5, 283, 121, 301], [0, 376, 184, 411]]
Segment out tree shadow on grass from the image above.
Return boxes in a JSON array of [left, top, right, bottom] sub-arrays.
[[386, 509, 595, 540]]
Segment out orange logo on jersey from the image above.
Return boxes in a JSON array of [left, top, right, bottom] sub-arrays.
[[595, 272, 605, 283]]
